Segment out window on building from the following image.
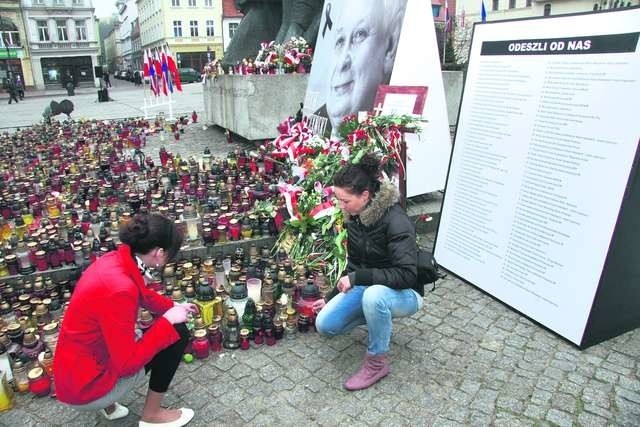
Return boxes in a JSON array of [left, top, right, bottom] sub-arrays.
[[54, 0, 64, 5], [229, 22, 239, 39], [171, 0, 180, 6], [190, 20, 198, 37], [37, 20, 50, 41], [188, 0, 196, 6], [0, 20, 20, 47], [57, 20, 68, 41], [72, 0, 84, 5], [33, 0, 44, 4], [0, 31, 20, 47], [509, 0, 516, 8], [173, 20, 182, 37], [526, 0, 532, 6], [543, 3, 551, 15], [75, 20, 87, 40], [204, 0, 212, 5], [492, 0, 499, 11], [206, 20, 214, 37]]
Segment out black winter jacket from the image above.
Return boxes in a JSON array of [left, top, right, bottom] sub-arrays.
[[326, 182, 422, 301]]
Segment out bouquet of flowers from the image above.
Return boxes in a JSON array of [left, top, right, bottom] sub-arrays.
[[254, 41, 280, 72], [284, 36, 313, 68], [202, 58, 223, 78], [265, 113, 421, 285]]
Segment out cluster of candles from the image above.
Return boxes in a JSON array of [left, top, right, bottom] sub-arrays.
[[0, 274, 70, 406], [0, 117, 290, 280], [141, 244, 329, 360], [0, 113, 335, 411]]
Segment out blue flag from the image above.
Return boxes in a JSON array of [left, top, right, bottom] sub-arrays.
[[481, 0, 487, 22]]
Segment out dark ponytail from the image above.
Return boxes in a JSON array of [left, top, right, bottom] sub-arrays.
[[119, 213, 183, 261], [333, 153, 381, 195]]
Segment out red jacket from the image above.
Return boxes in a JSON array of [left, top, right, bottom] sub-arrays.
[[53, 244, 178, 405]]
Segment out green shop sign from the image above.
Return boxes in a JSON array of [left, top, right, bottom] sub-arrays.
[[0, 49, 21, 59]]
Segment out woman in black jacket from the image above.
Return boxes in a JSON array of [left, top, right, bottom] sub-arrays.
[[314, 153, 424, 390]]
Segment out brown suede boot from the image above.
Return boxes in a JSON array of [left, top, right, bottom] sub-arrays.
[[344, 353, 390, 391]]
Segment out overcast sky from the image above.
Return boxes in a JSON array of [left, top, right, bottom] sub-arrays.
[[94, 1, 118, 18]]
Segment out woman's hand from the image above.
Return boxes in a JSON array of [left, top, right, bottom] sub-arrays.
[[312, 298, 326, 313], [163, 305, 195, 325], [336, 275, 352, 293], [174, 302, 198, 314]]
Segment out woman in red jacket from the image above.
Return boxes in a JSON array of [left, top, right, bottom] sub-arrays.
[[54, 213, 196, 427]]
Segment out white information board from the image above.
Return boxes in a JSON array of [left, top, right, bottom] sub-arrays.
[[434, 8, 640, 345]]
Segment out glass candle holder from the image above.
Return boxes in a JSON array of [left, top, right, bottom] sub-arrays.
[[239, 328, 250, 350], [241, 222, 252, 240], [35, 251, 48, 272], [5, 255, 19, 276], [28, 367, 51, 397], [192, 329, 210, 359], [207, 324, 222, 352], [216, 225, 227, 243], [228, 219, 241, 241]]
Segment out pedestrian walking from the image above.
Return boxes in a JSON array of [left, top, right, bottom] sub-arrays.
[[104, 72, 112, 88], [7, 79, 19, 104], [15, 75, 24, 99]]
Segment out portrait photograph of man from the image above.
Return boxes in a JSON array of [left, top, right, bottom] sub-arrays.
[[304, 0, 408, 136]]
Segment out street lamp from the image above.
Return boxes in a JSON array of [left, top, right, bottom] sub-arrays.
[[207, 45, 211, 62]]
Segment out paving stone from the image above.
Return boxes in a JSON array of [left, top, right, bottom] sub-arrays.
[[258, 363, 280, 382], [496, 395, 525, 413], [606, 351, 636, 369], [615, 387, 640, 404], [523, 403, 549, 419], [494, 411, 535, 427], [470, 388, 499, 414], [582, 403, 613, 419], [594, 367, 619, 384], [601, 361, 632, 376], [550, 393, 578, 414], [467, 410, 494, 426], [576, 410, 608, 426], [545, 408, 574, 427], [531, 388, 554, 405], [557, 380, 583, 398], [537, 376, 561, 392]]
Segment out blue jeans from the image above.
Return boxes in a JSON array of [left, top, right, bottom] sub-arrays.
[[315, 285, 423, 355]]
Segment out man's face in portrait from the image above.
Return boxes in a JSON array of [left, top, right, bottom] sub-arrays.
[[327, 0, 397, 127]]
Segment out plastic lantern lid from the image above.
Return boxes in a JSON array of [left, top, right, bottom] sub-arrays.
[[302, 282, 320, 299], [230, 282, 247, 300], [196, 282, 215, 301]]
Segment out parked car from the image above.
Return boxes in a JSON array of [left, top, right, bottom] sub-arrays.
[[178, 67, 201, 83]]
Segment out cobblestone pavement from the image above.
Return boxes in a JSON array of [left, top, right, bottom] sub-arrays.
[[2, 124, 640, 427]]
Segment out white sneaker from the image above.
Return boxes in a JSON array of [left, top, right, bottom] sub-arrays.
[[99, 402, 129, 420], [138, 408, 195, 427]]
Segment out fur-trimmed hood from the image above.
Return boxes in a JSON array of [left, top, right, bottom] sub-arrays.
[[345, 181, 400, 227]]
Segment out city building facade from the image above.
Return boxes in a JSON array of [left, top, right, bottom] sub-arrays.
[[21, 0, 100, 89], [221, 0, 241, 54], [1, 0, 32, 87], [137, 0, 223, 73], [117, 0, 137, 72], [103, 20, 121, 73]]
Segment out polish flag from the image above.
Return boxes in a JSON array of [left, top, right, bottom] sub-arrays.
[[165, 45, 182, 92]]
